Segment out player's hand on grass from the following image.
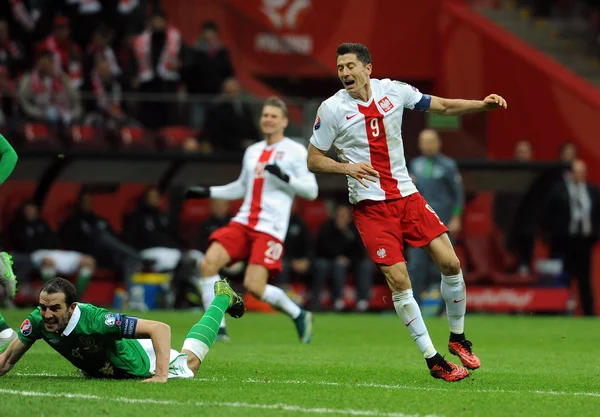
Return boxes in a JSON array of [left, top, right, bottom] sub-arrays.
[[483, 94, 507, 110], [183, 186, 210, 199], [142, 375, 168, 383], [344, 162, 379, 188]]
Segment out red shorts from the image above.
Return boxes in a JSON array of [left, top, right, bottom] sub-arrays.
[[351, 193, 448, 266], [208, 221, 284, 277]]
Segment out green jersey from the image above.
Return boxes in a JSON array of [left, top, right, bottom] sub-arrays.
[[17, 303, 150, 379], [0, 134, 18, 185]]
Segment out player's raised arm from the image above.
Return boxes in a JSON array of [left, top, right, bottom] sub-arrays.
[[0, 337, 32, 377], [427, 94, 507, 116], [184, 149, 249, 200], [133, 318, 171, 383], [0, 134, 18, 185]]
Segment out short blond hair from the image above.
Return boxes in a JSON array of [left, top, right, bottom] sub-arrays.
[[263, 96, 288, 118]]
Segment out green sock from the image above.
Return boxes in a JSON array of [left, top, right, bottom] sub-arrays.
[[0, 314, 9, 332], [185, 294, 230, 349], [76, 269, 93, 298]]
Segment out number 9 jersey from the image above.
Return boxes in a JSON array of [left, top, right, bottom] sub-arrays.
[[310, 78, 431, 204]]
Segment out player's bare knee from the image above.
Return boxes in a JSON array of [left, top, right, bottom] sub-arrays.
[[382, 264, 411, 292], [200, 257, 221, 277], [439, 257, 461, 276], [183, 349, 201, 376]]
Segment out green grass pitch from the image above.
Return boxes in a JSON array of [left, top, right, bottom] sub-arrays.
[[0, 309, 599, 417]]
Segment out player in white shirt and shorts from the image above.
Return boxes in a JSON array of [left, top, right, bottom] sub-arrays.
[[184, 97, 318, 343], [307, 43, 507, 382]]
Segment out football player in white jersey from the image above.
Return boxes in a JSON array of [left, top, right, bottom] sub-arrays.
[[184, 97, 318, 343], [307, 43, 507, 382]]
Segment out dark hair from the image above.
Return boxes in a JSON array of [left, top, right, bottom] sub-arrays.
[[41, 277, 77, 306], [263, 96, 288, 118], [336, 43, 371, 65], [202, 21, 218, 32]]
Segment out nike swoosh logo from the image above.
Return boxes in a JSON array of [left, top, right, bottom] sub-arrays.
[[404, 317, 417, 327], [346, 114, 358, 120], [453, 297, 466, 303]]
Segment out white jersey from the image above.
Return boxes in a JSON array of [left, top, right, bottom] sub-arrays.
[[310, 78, 430, 204], [210, 138, 318, 242]]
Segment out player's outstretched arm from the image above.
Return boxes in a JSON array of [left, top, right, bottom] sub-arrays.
[[134, 319, 171, 383], [266, 147, 319, 200], [307, 144, 379, 188], [0, 134, 18, 186], [428, 94, 507, 116], [0, 338, 31, 377]]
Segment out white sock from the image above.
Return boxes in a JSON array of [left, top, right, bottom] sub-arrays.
[[200, 275, 226, 328], [440, 270, 466, 335], [392, 289, 437, 359], [261, 284, 301, 319], [182, 338, 210, 362]]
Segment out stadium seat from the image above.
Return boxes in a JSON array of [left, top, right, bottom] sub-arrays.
[[179, 199, 212, 248], [69, 125, 108, 150], [23, 122, 61, 149], [118, 126, 155, 151], [159, 126, 199, 149]]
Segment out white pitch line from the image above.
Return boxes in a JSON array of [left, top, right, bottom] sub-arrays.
[[0, 388, 441, 417], [13, 372, 600, 398]]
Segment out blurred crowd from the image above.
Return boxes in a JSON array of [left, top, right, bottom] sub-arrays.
[[0, 0, 260, 153]]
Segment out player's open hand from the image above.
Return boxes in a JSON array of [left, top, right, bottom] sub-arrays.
[[345, 162, 379, 188], [142, 375, 168, 383], [483, 94, 507, 110]]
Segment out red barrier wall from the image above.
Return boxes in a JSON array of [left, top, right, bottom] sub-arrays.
[[438, 1, 600, 183]]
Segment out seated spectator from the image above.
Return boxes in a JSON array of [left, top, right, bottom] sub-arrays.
[[38, 15, 83, 89], [558, 141, 577, 164], [183, 20, 234, 129], [310, 203, 374, 312], [83, 24, 121, 82], [8, 200, 96, 298], [0, 66, 17, 132], [123, 186, 204, 273], [202, 77, 259, 152], [0, 19, 26, 78], [276, 200, 312, 291], [59, 190, 144, 286], [81, 56, 133, 133], [18, 49, 82, 129]]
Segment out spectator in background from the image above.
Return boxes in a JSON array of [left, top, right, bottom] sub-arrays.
[[276, 199, 312, 291], [112, 0, 161, 47], [81, 55, 131, 133], [123, 186, 204, 273], [18, 49, 82, 128], [8, 200, 96, 298], [514, 139, 533, 161], [0, 66, 17, 132], [542, 160, 600, 316], [132, 9, 183, 129], [0, 19, 26, 78], [83, 24, 121, 82], [558, 141, 577, 163], [202, 78, 259, 152], [499, 139, 536, 273], [38, 16, 83, 89], [61, 0, 103, 48], [311, 203, 374, 312], [184, 20, 234, 130], [408, 129, 464, 305], [197, 199, 232, 253], [59, 190, 144, 287]]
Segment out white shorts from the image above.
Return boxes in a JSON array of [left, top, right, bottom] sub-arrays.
[[140, 248, 204, 272], [31, 250, 84, 275], [137, 339, 194, 379]]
